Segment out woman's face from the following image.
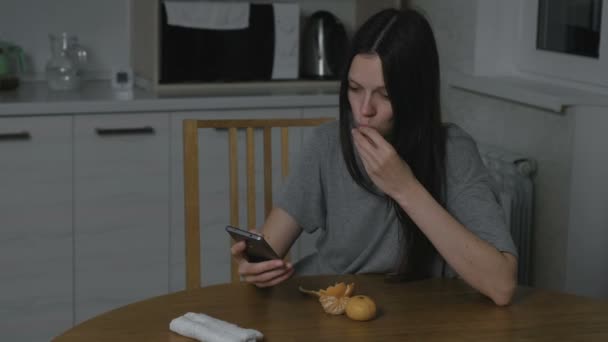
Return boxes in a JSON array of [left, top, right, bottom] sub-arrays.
[[347, 53, 394, 137]]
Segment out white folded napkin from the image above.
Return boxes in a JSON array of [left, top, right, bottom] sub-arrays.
[[170, 312, 263, 342], [164, 1, 250, 30]]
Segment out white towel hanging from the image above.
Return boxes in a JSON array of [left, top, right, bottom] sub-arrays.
[[164, 1, 250, 30]]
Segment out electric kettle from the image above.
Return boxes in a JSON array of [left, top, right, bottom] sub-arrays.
[[0, 41, 24, 91], [301, 11, 348, 80]]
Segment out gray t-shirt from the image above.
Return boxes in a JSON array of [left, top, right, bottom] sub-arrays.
[[276, 120, 517, 277]]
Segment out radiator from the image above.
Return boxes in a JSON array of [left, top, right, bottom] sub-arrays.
[[478, 144, 537, 286]]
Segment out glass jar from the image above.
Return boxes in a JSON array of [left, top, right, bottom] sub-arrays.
[[45, 33, 82, 91]]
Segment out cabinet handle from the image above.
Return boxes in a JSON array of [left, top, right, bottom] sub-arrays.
[[95, 126, 155, 136], [0, 131, 31, 141]]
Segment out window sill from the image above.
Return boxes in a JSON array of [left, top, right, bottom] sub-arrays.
[[446, 70, 608, 113]]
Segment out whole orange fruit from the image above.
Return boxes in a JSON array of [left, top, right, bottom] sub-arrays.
[[345, 295, 377, 321]]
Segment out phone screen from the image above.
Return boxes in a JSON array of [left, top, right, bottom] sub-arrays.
[[225, 225, 280, 262]]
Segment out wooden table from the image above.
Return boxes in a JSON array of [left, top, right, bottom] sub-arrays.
[[53, 274, 608, 341]]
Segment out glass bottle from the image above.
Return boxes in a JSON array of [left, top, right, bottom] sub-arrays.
[[68, 35, 88, 71], [45, 33, 81, 91]]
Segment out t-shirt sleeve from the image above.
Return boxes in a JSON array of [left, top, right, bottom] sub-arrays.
[[274, 126, 328, 233], [445, 128, 518, 259]]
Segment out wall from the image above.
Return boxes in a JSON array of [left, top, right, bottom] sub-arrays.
[[445, 88, 574, 292], [565, 105, 608, 297], [0, 0, 130, 80], [410, 0, 575, 291]]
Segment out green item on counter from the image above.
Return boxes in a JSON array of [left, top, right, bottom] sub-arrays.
[[0, 41, 25, 77]]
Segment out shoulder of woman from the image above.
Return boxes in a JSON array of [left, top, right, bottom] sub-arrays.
[[304, 119, 339, 148], [444, 123, 478, 156], [315, 119, 340, 137], [443, 123, 486, 183], [293, 119, 340, 164], [444, 123, 474, 142]]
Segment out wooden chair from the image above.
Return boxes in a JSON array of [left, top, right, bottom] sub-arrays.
[[183, 118, 334, 289]]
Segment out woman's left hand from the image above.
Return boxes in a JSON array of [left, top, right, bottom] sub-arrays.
[[352, 126, 417, 201]]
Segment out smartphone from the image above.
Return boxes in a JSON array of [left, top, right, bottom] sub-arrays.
[[225, 225, 281, 263]]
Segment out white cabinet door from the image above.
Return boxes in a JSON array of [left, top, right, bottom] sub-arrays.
[[169, 109, 301, 290], [74, 113, 170, 323], [0, 116, 73, 342]]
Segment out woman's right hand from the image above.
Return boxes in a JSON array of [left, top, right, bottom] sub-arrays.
[[230, 240, 294, 287]]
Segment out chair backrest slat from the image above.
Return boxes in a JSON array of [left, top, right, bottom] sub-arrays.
[[263, 127, 273, 218], [228, 127, 240, 283], [281, 127, 289, 179], [280, 126, 291, 264], [183, 120, 201, 291], [184, 117, 334, 289], [246, 127, 256, 230]]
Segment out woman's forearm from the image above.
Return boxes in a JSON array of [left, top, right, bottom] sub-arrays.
[[395, 180, 517, 306], [260, 207, 302, 258]]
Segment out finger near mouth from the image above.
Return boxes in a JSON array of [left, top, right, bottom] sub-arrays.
[[356, 129, 376, 146]]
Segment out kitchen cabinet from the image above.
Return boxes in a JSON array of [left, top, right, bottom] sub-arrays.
[[131, 0, 400, 96], [168, 107, 338, 290], [0, 116, 73, 342], [73, 113, 170, 323], [0, 87, 339, 335]]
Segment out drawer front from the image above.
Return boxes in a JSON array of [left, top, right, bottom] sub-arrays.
[[74, 113, 170, 323], [0, 116, 73, 342]]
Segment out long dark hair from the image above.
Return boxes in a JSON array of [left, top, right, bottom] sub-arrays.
[[339, 8, 447, 279]]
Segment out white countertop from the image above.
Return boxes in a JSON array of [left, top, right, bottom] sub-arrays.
[[0, 81, 340, 116]]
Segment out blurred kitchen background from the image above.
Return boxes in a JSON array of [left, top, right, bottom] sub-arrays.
[[1, 0, 608, 341]]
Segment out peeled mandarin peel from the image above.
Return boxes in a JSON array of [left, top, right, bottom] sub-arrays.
[[299, 282, 355, 315], [299, 282, 376, 319]]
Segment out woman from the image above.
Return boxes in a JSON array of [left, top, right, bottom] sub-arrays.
[[231, 8, 518, 306]]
